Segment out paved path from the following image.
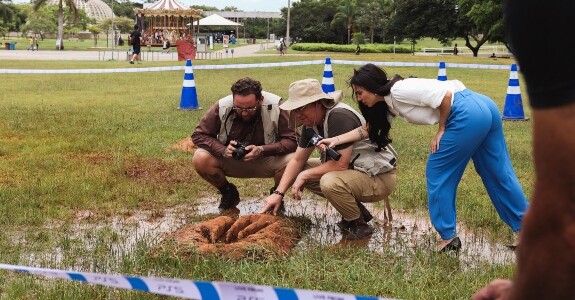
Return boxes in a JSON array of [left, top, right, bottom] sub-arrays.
[[0, 42, 278, 61]]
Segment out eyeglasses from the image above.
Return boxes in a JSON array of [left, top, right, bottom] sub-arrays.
[[233, 106, 258, 113], [294, 103, 309, 114]]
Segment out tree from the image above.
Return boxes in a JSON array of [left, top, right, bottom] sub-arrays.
[[282, 0, 339, 43], [0, 0, 14, 24], [100, 16, 132, 33], [20, 5, 58, 37], [330, 0, 358, 44], [458, 0, 506, 53], [355, 0, 389, 43], [88, 24, 100, 46], [387, 0, 460, 46], [33, 0, 79, 50]]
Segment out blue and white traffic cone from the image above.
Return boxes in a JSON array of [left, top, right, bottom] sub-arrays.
[[437, 61, 447, 81], [179, 59, 201, 110], [502, 64, 528, 120], [321, 57, 335, 93]]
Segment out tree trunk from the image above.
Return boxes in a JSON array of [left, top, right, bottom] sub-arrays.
[[464, 33, 490, 57]]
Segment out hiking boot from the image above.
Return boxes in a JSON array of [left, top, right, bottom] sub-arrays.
[[357, 202, 373, 223], [218, 183, 240, 210], [269, 186, 286, 214], [342, 218, 374, 240]]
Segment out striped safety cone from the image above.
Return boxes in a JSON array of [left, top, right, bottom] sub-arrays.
[[179, 59, 201, 110], [437, 61, 447, 81], [321, 57, 335, 93], [502, 64, 528, 121]]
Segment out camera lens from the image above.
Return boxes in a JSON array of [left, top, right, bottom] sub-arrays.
[[232, 148, 246, 160]]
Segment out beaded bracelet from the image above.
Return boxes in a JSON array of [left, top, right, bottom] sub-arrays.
[[272, 190, 285, 198]]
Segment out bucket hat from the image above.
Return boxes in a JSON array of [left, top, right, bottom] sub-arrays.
[[280, 78, 342, 111], [280, 78, 343, 128]]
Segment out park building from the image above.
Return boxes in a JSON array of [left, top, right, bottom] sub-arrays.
[[45, 0, 114, 21]]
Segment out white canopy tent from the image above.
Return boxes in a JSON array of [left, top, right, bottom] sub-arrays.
[[194, 14, 243, 26]]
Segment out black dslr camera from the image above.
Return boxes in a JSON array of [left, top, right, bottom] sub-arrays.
[[232, 141, 250, 160]]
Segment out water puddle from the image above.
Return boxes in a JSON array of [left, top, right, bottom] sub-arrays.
[[18, 196, 515, 267]]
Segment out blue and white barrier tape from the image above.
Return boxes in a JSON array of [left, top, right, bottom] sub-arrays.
[[0, 263, 394, 300], [0, 60, 513, 74]]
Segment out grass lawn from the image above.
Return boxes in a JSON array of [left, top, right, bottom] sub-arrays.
[[0, 52, 530, 299]]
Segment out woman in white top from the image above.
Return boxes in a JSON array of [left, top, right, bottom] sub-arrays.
[[318, 63, 528, 252]]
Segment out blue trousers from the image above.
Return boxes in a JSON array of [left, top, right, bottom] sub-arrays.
[[426, 89, 528, 240]]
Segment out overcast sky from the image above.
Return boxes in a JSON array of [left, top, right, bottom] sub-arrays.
[[182, 0, 289, 12], [10, 0, 292, 12]]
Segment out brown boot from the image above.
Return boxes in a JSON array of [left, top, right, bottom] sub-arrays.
[[343, 218, 374, 240]]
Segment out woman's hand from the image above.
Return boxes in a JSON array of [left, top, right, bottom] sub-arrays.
[[431, 129, 445, 153], [316, 137, 339, 149]]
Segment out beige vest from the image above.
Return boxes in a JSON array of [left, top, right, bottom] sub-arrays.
[[317, 102, 398, 176], [217, 91, 282, 145]]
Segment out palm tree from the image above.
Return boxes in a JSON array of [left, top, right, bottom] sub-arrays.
[[33, 0, 78, 50], [331, 0, 358, 44]]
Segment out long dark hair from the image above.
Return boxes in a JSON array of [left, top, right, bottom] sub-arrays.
[[348, 63, 403, 151]]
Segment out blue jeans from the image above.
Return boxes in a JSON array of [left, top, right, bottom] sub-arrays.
[[426, 89, 528, 240]]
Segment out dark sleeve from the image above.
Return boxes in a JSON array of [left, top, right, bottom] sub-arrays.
[[505, 0, 575, 108], [191, 103, 226, 157], [327, 109, 362, 151], [261, 108, 298, 156]]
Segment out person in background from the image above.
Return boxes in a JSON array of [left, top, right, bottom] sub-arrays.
[[28, 36, 35, 51], [192, 77, 298, 212], [473, 1, 575, 299], [318, 63, 528, 252], [129, 24, 142, 64], [453, 43, 458, 55], [260, 78, 398, 240]]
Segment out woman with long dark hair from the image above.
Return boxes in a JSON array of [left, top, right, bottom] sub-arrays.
[[318, 63, 528, 252]]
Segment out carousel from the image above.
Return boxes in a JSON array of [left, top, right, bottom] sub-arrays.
[[133, 0, 202, 60]]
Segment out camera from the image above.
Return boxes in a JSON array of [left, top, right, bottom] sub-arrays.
[[232, 141, 250, 160]]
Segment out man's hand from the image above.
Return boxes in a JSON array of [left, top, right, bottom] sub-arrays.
[[222, 140, 238, 158], [472, 279, 512, 300], [259, 194, 284, 215], [243, 145, 263, 161]]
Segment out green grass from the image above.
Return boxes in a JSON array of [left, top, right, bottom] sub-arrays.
[[0, 53, 530, 299]]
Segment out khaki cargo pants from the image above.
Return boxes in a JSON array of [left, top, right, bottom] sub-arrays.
[[303, 158, 397, 221]]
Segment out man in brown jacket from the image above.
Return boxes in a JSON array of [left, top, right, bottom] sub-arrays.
[[192, 77, 298, 211]]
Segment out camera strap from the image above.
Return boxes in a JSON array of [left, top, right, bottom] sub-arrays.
[[223, 108, 259, 146], [348, 153, 360, 170]]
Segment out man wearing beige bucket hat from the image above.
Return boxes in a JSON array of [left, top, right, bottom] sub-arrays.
[[260, 78, 398, 240]]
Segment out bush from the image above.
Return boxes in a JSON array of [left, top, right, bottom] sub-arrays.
[[291, 43, 413, 54]]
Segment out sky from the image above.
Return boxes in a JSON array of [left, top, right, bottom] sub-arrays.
[[180, 0, 289, 12], [10, 0, 292, 12]]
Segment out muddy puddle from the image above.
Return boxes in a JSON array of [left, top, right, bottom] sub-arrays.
[[20, 196, 515, 267]]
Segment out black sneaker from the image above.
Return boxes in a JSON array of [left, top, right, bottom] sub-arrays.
[[343, 218, 374, 240], [129, 61, 134, 64], [218, 183, 240, 210], [439, 236, 462, 254]]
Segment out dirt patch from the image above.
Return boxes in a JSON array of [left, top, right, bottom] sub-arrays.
[[171, 137, 196, 153], [124, 158, 196, 185], [163, 214, 302, 260]]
